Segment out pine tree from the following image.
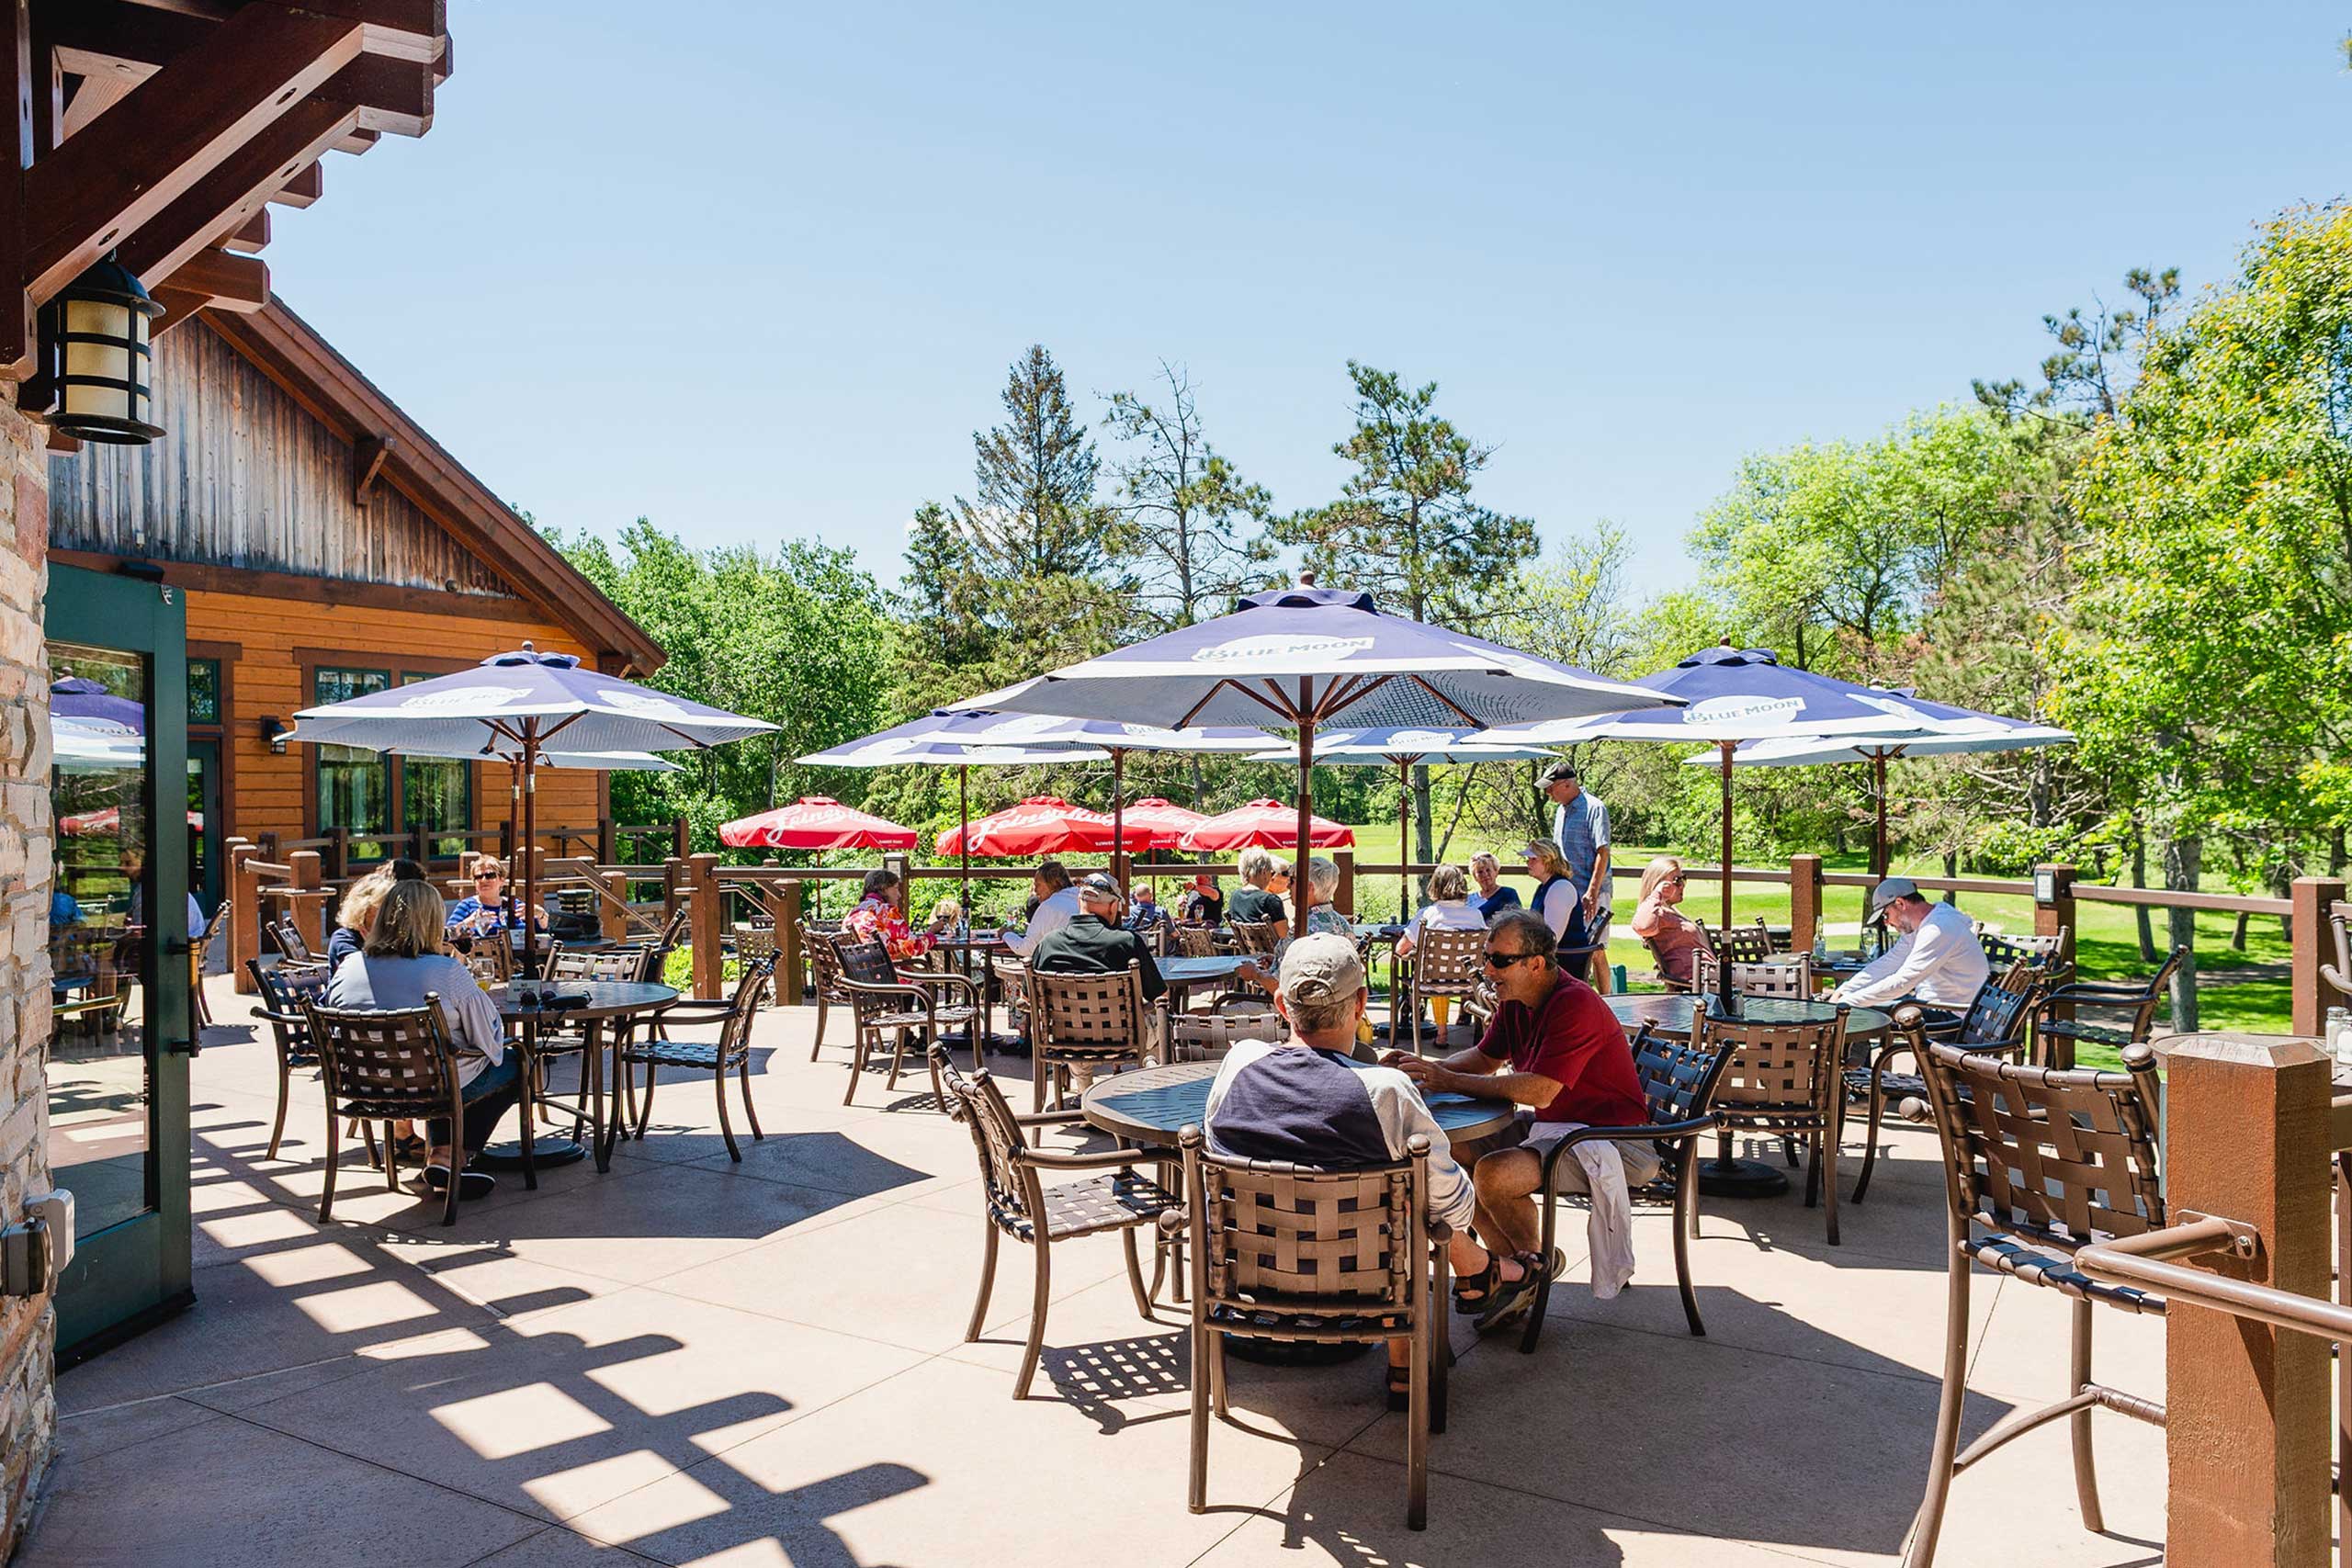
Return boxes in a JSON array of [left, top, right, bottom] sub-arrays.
[[958, 344, 1124, 581]]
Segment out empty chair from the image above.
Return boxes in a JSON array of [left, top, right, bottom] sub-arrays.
[[1980, 928, 2073, 987], [268, 918, 317, 964], [801, 918, 852, 1059], [1228, 918, 1282, 955], [932, 1046, 1178, 1400], [1691, 952, 1812, 999], [1713, 919, 1775, 965], [831, 935, 978, 1105], [2031, 945, 2185, 1068], [620, 957, 773, 1160], [1701, 1001, 1851, 1245], [457, 933, 513, 988], [1401, 925, 1486, 1056], [1900, 1034, 2165, 1567], [246, 956, 330, 1160], [1026, 964, 1152, 1118], [1847, 977, 2039, 1202]]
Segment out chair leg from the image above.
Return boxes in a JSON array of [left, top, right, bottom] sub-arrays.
[[1672, 1141, 1705, 1336], [1013, 1239, 1051, 1400], [1187, 1317, 1211, 1515], [1784, 1134, 1801, 1168], [886, 1027, 909, 1092], [1519, 1169, 1562, 1356], [1407, 982, 1419, 1057], [317, 1105, 340, 1224], [966, 1217, 1001, 1341], [1904, 1240, 1973, 1567], [1430, 1242, 1451, 1434], [1407, 1307, 1430, 1531], [267, 1058, 292, 1159], [715, 1059, 741, 1162], [810, 992, 829, 1060], [383, 1120, 399, 1194], [1208, 1323, 1229, 1416], [1121, 1224, 1154, 1320], [1803, 1131, 1821, 1209], [739, 1053, 763, 1141], [1853, 1056, 1888, 1203], [440, 1113, 461, 1226], [517, 1057, 538, 1191], [1820, 1124, 1839, 1247], [2070, 1296, 2103, 1532], [635, 1055, 660, 1137], [842, 1030, 867, 1107]]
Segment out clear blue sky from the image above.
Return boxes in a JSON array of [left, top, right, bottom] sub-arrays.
[[261, 2, 2352, 601]]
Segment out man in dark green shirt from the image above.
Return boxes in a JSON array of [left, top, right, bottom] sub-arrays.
[[1030, 873, 1166, 1002]]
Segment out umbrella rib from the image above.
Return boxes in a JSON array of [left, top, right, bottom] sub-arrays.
[[1404, 674, 1482, 728], [540, 712, 587, 747], [654, 721, 714, 750]]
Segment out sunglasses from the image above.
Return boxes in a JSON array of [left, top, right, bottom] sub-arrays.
[[475, 874, 503, 883], [1485, 950, 1539, 969]]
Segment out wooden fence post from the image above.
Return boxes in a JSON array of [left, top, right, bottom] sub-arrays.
[[1333, 847, 1355, 919], [288, 850, 324, 952], [2158, 1032, 2333, 1566], [774, 880, 805, 1005], [2290, 876, 2346, 1037], [228, 840, 260, 994], [688, 852, 722, 999], [1790, 853, 1823, 953], [672, 815, 691, 859], [599, 869, 628, 945], [661, 856, 683, 928], [2035, 863, 2077, 1032], [596, 817, 616, 866]]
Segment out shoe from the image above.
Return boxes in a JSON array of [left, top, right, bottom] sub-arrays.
[[1472, 1252, 1544, 1333], [422, 1167, 497, 1199]]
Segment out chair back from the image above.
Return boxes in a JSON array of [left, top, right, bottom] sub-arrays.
[[548, 945, 649, 983], [1229, 919, 1282, 955], [934, 1054, 1038, 1234], [1715, 919, 1775, 965], [1914, 1041, 2164, 1248], [832, 934, 897, 988], [1029, 964, 1148, 1055], [1179, 1127, 1429, 1319], [1955, 978, 2036, 1055], [458, 936, 512, 987], [246, 956, 322, 1061], [803, 919, 849, 998], [1693, 953, 1812, 998], [268, 919, 314, 964], [1698, 1001, 1849, 1121], [2128, 945, 2188, 1032], [717, 959, 775, 1055], [1171, 925, 1222, 959], [1981, 930, 2074, 987], [737, 926, 778, 967], [300, 995, 466, 1121], [1411, 926, 1487, 997], [1627, 1021, 1738, 1132]]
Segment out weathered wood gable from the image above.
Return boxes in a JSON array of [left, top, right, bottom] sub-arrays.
[[45, 318, 516, 599]]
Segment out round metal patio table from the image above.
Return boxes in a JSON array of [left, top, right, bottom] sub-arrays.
[[475, 979, 679, 1177], [1604, 993, 1890, 1200]]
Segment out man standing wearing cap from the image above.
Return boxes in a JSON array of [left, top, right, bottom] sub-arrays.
[[1544, 761, 1613, 993], [1206, 933, 1544, 1397], [1829, 876, 1989, 1023]]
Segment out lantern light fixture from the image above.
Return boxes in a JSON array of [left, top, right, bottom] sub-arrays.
[[43, 252, 164, 446]]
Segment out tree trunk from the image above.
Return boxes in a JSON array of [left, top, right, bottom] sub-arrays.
[[1187, 755, 1204, 810], [2163, 833, 2200, 1033], [2230, 910, 2250, 952], [1940, 850, 1957, 903], [2331, 824, 2346, 876], [1411, 762, 1433, 871], [2131, 831, 2157, 964]]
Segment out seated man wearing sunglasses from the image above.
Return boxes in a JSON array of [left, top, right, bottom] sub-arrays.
[[1383, 909, 1652, 1312]]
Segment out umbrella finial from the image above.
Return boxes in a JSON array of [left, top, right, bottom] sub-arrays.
[[1297, 569, 1317, 587]]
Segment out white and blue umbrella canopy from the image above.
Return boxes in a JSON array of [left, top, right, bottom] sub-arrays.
[[397, 743, 687, 773], [803, 705, 1269, 763], [1472, 644, 1980, 746], [288, 644, 775, 755]]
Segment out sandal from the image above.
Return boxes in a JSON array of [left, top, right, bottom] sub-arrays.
[[1472, 1251, 1545, 1333]]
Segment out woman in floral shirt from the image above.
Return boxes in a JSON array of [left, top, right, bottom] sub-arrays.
[[844, 868, 947, 963]]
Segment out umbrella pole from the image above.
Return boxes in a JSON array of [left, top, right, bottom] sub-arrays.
[[1719, 740, 1734, 932], [1396, 756, 1411, 923], [1111, 746, 1126, 892], [958, 764, 970, 934], [1295, 681, 1314, 940], [522, 720, 539, 979], [1872, 751, 1889, 879]]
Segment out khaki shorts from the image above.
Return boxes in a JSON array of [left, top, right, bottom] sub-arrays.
[[1519, 1114, 1662, 1190]]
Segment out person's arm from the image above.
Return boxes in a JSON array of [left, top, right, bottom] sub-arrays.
[[445, 967, 507, 1066], [1629, 896, 1661, 940], [1134, 942, 1166, 1003], [1833, 927, 1931, 1007], [1586, 841, 1611, 917], [1363, 1073, 1476, 1229], [1390, 1025, 1565, 1108]]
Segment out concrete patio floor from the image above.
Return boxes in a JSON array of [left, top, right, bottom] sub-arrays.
[[21, 974, 2169, 1567]]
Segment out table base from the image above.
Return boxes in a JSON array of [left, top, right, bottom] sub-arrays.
[[474, 1136, 589, 1171], [1696, 1154, 1791, 1199]]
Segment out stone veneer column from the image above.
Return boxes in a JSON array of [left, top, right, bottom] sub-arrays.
[[0, 391, 52, 1558]]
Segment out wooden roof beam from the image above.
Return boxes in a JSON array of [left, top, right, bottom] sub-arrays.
[[115, 96, 356, 283], [23, 5, 364, 304], [156, 246, 267, 310], [223, 209, 268, 253], [267, 161, 323, 208], [353, 432, 394, 505]]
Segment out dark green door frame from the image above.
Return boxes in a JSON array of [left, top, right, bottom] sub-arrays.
[[48, 563, 191, 1358]]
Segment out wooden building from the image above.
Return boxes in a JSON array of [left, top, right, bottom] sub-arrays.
[[47, 298, 663, 908]]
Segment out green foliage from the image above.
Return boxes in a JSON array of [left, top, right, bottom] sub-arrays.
[[1102, 362, 1276, 629]]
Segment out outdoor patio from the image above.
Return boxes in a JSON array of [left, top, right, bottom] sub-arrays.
[[22, 972, 2169, 1568]]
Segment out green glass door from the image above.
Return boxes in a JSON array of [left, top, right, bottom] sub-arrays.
[[46, 564, 191, 1358]]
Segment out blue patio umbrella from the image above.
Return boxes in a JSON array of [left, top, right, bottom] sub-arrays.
[[1245, 727, 1558, 919], [953, 579, 1673, 935], [1474, 644, 1980, 929]]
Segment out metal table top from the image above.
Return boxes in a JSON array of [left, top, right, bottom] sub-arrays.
[[1604, 992, 1891, 1041], [1080, 1058, 1516, 1149]]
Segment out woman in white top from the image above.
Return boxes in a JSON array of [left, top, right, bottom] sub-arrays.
[[1395, 863, 1487, 1037], [328, 879, 518, 1196]]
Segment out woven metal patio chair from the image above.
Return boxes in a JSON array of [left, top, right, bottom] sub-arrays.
[[621, 956, 773, 1160], [1981, 929, 2074, 988], [1167, 1122, 1452, 1530], [802, 918, 852, 1059], [268, 917, 316, 964], [247, 956, 333, 1161], [2032, 944, 2184, 1069], [932, 1046, 1178, 1400], [192, 898, 232, 1027], [830, 935, 978, 1106], [1846, 977, 2037, 1202], [1027, 963, 1152, 1118], [1517, 1023, 1734, 1348], [1712, 919, 1775, 965], [1900, 1036, 2165, 1567], [1402, 925, 1486, 1056], [1691, 952, 1813, 999], [1170, 924, 1225, 959], [457, 933, 512, 988], [1228, 918, 1282, 955], [1702, 1000, 1851, 1246], [300, 994, 473, 1226]]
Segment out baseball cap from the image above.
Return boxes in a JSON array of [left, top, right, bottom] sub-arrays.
[[1866, 876, 1920, 924], [1075, 871, 1123, 900], [1278, 932, 1365, 1006], [1543, 760, 1579, 784]]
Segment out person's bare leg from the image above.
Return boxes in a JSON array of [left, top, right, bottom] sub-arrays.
[[1473, 1149, 1544, 1259]]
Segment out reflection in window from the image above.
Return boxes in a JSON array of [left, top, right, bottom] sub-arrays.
[[314, 667, 392, 859], [187, 657, 220, 726]]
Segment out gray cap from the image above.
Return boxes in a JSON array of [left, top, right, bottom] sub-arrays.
[[1278, 932, 1365, 1007], [1866, 875, 1921, 923], [1543, 760, 1578, 784], [1075, 871, 1123, 901]]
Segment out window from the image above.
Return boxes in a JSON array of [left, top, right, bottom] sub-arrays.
[[313, 667, 393, 860], [399, 671, 472, 857], [187, 657, 220, 726]]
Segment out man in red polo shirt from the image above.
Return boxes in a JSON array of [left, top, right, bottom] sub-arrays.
[[1385, 908, 1651, 1282]]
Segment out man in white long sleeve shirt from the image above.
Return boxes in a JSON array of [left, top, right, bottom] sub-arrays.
[[1830, 876, 1990, 1019]]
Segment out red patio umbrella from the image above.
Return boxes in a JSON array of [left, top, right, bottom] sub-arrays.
[[1178, 798, 1355, 853], [59, 807, 202, 836], [936, 795, 1160, 858], [719, 796, 917, 852], [1120, 796, 1207, 840]]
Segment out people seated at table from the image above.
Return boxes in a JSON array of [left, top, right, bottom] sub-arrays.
[[1003, 860, 1080, 958], [1227, 846, 1292, 927], [1828, 875, 1990, 1024], [123, 848, 208, 940], [927, 895, 968, 943], [445, 855, 545, 943], [1031, 873, 1167, 1004], [330, 858, 429, 969], [328, 879, 517, 1199], [1124, 882, 1171, 939], [1521, 839, 1591, 953], [1396, 863, 1487, 1039], [1466, 852, 1521, 919], [1629, 854, 1713, 988], [1385, 909, 1652, 1307], [1208, 932, 1542, 1399], [48, 886, 81, 929], [845, 867, 951, 963], [1180, 873, 1224, 926]]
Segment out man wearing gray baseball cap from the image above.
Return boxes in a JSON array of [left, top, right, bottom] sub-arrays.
[[1828, 875, 1989, 1023], [1204, 932, 1544, 1405]]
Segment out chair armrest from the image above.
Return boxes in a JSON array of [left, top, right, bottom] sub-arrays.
[[1536, 1112, 1724, 1175], [1017, 1146, 1156, 1173], [1011, 1107, 1091, 1129], [649, 998, 734, 1021], [1158, 1208, 1189, 1237], [899, 969, 978, 1001], [835, 978, 933, 1007], [2038, 981, 2150, 1007]]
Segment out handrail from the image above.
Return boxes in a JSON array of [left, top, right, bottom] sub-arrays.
[[2076, 1216, 2352, 1346]]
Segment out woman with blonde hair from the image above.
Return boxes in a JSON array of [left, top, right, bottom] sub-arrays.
[[328, 879, 518, 1197], [1396, 863, 1486, 1038], [1522, 838, 1590, 952], [1631, 854, 1713, 987]]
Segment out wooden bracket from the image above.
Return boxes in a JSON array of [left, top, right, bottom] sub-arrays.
[[353, 433, 394, 506]]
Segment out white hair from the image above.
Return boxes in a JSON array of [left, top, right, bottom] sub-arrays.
[[1306, 856, 1340, 900]]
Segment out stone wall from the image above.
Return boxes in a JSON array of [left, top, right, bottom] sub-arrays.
[[0, 391, 52, 1559]]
